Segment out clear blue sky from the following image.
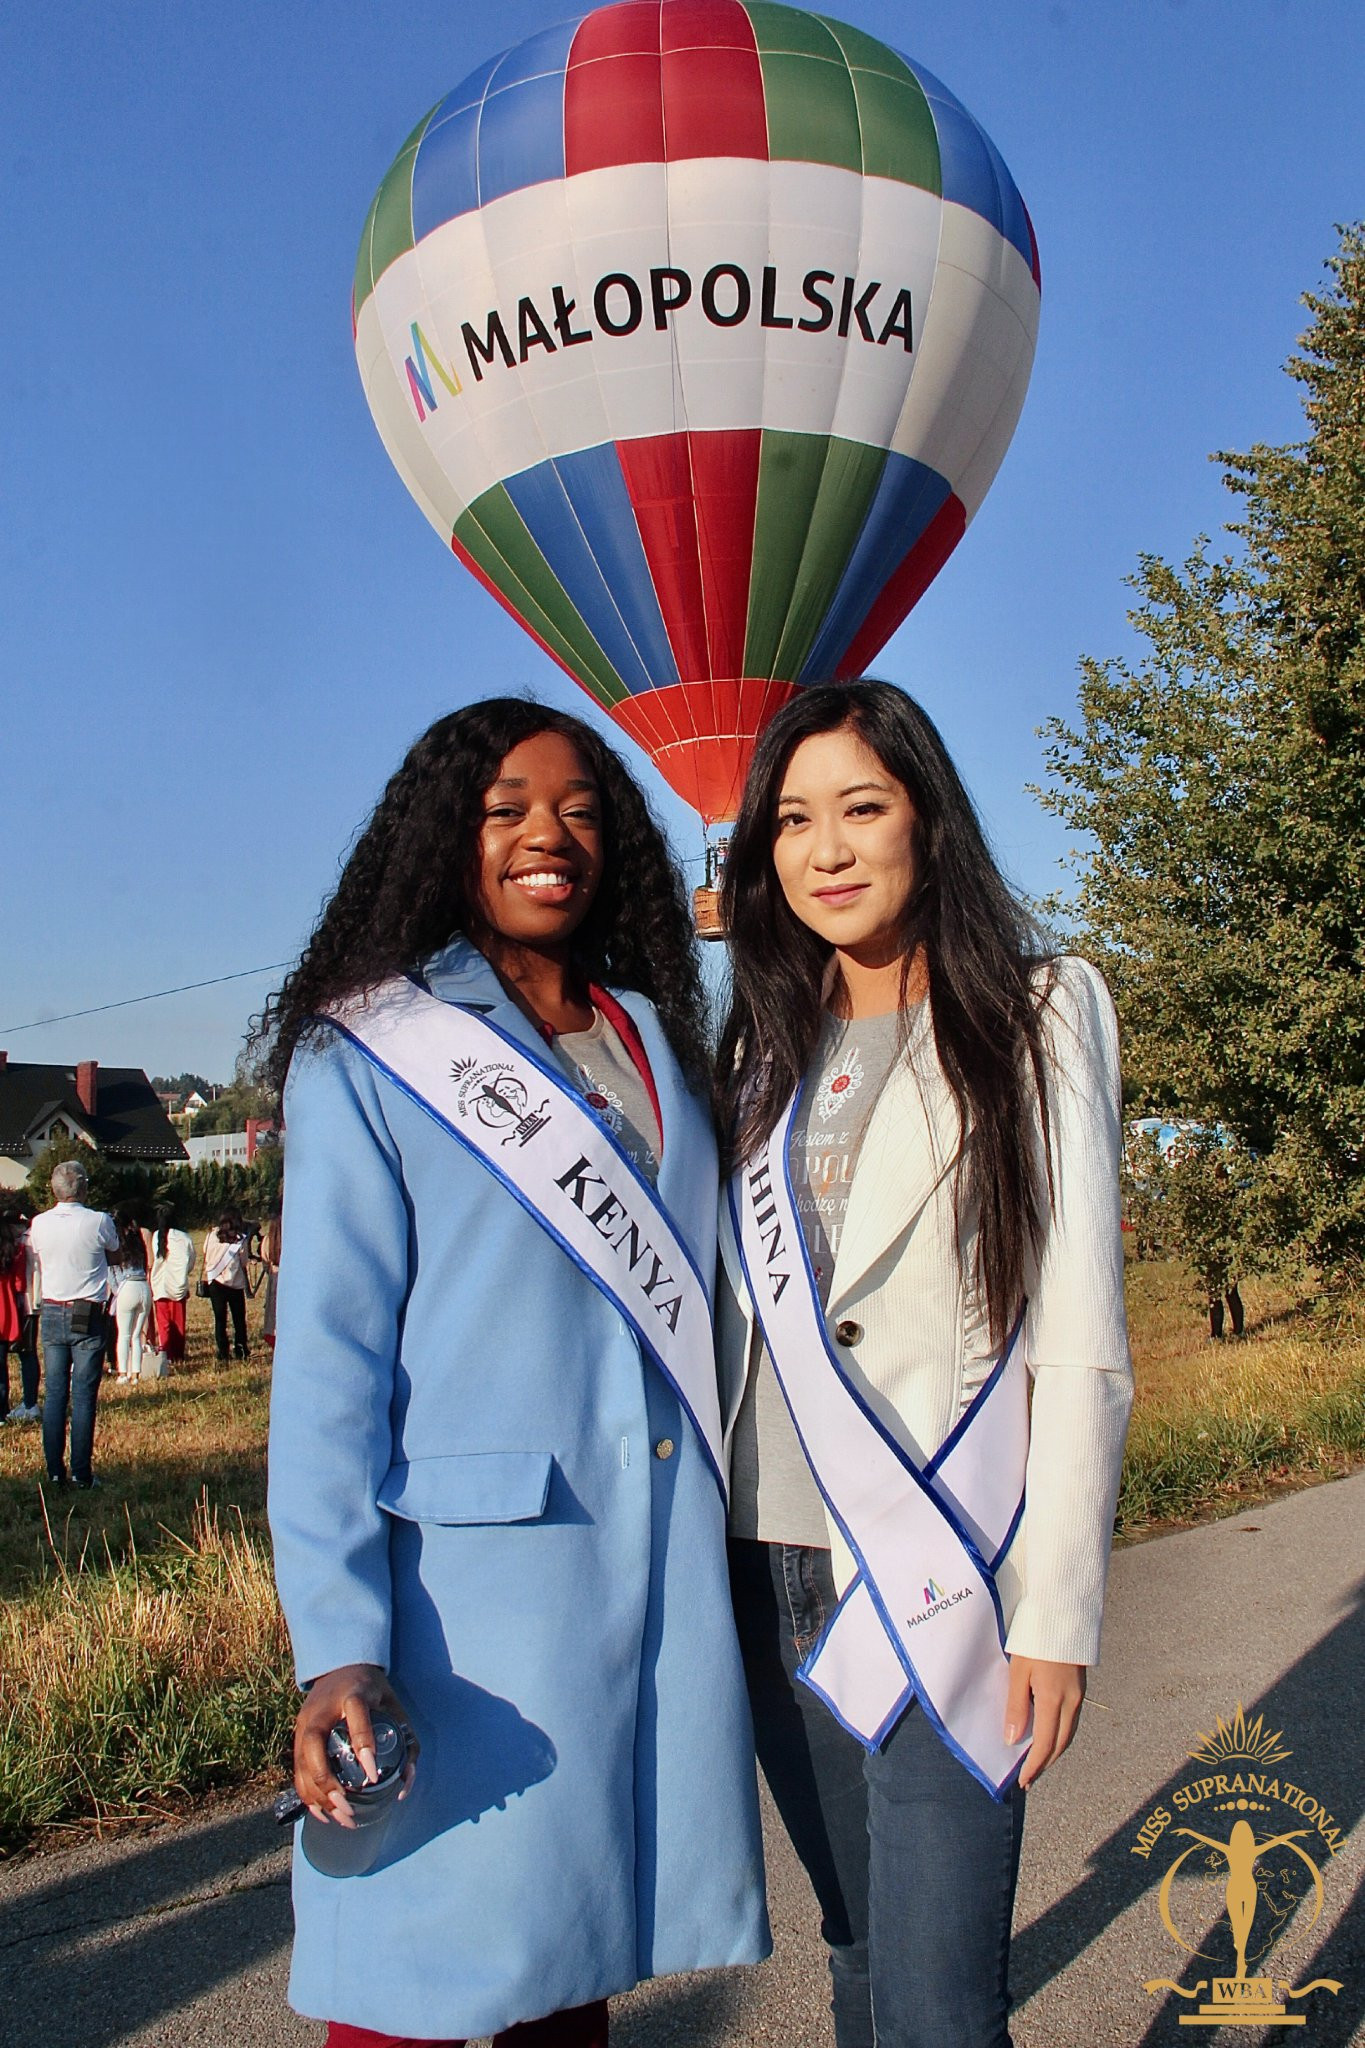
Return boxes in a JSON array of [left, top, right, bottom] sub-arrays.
[[3, 0, 1359, 1081]]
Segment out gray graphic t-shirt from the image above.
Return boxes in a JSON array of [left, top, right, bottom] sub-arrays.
[[729, 1008, 911, 1546], [552, 1009, 660, 1184]]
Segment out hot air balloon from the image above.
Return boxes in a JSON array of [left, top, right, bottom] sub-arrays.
[[353, 0, 1040, 835]]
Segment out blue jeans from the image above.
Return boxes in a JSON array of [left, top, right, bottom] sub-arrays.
[[729, 1540, 1025, 2048], [2, 1323, 40, 1412], [40, 1303, 107, 1482]]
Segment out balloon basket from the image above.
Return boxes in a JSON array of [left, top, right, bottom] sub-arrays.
[[693, 835, 730, 941]]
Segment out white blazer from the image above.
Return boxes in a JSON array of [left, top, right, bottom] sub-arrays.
[[718, 955, 1134, 1668]]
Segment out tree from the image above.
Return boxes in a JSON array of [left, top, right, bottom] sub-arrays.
[[1038, 225, 1365, 1275]]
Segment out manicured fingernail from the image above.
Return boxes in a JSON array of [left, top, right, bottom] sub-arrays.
[[1004, 1723, 1019, 1743]]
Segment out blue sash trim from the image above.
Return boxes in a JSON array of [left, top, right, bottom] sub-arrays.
[[326, 1004, 725, 1502]]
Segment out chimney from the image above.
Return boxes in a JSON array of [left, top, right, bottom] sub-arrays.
[[0, 1050, 7, 1068], [75, 1060, 99, 1116]]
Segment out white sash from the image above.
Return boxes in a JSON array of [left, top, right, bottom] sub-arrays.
[[731, 1087, 1031, 1796], [330, 978, 725, 1500]]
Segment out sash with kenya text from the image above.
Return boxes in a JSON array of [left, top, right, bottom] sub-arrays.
[[329, 978, 724, 1500], [731, 1086, 1031, 1796]]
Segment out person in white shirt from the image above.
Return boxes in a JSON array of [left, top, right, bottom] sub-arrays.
[[201, 1210, 252, 1362], [29, 1160, 119, 1487], [146, 1205, 195, 1377]]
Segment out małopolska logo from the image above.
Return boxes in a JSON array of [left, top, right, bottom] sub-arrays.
[[1133, 1706, 1344, 2028]]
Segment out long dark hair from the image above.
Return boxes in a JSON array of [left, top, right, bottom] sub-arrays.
[[153, 1204, 174, 1261], [260, 699, 708, 1093], [113, 1205, 147, 1271], [717, 680, 1055, 1347]]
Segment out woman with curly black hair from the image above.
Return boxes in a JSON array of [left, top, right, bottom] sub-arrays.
[[263, 700, 768, 2048]]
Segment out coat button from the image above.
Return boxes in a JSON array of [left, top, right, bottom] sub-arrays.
[[834, 1319, 863, 1347], [654, 1437, 675, 1460]]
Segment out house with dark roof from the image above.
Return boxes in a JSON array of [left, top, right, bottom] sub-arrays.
[[0, 1053, 188, 1192]]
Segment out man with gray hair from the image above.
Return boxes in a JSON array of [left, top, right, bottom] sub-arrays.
[[29, 1159, 119, 1488]]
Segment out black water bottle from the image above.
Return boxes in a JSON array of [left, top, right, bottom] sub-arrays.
[[298, 1715, 409, 1876]]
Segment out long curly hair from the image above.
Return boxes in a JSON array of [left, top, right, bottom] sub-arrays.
[[716, 680, 1056, 1349], [259, 700, 709, 1095]]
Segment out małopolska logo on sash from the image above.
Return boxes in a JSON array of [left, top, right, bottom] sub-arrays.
[[1132, 1706, 1344, 2028]]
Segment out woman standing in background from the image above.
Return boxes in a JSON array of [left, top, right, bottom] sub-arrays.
[[148, 1205, 195, 1376], [202, 1210, 252, 1363], [108, 1207, 152, 1384]]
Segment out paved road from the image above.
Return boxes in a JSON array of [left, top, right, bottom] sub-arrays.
[[3, 1471, 1362, 2047]]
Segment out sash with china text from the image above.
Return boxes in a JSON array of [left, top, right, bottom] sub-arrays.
[[329, 978, 724, 1499], [730, 1086, 1031, 1795]]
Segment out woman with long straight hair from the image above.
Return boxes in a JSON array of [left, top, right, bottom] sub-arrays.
[[261, 699, 768, 2048], [715, 680, 1132, 2048], [108, 1205, 152, 1384]]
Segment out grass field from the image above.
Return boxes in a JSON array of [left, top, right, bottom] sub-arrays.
[[1, 1258, 1362, 1848]]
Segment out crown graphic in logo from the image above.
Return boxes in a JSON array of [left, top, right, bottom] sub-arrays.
[[1187, 1706, 1291, 1769]]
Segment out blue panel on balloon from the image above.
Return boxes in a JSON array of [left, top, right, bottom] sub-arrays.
[[905, 59, 1034, 274], [412, 102, 481, 239], [486, 18, 581, 92], [431, 53, 503, 123], [504, 458, 660, 696], [553, 445, 680, 690], [800, 453, 951, 682], [478, 70, 568, 207]]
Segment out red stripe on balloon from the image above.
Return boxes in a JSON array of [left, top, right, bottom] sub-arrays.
[[835, 495, 968, 679], [565, 0, 766, 176], [691, 429, 762, 681], [661, 0, 766, 161], [610, 676, 797, 823], [565, 6, 666, 175], [616, 436, 711, 681]]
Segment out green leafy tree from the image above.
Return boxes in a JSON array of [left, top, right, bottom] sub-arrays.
[[1039, 225, 1365, 1275], [1160, 1130, 1263, 1315]]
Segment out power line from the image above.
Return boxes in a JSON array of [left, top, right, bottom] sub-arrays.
[[1, 962, 294, 1036]]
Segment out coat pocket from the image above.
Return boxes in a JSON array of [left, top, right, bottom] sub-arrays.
[[376, 1451, 554, 1526]]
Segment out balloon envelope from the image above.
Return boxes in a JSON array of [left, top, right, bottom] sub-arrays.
[[354, 0, 1040, 821]]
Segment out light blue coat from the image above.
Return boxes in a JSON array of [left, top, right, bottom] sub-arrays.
[[267, 939, 770, 2038]]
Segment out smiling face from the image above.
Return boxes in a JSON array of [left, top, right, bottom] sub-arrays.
[[471, 729, 605, 951], [771, 723, 919, 965]]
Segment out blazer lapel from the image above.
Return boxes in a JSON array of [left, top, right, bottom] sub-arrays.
[[828, 1046, 961, 1309]]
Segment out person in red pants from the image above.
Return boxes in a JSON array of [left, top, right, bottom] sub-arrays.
[[325, 2002, 607, 2048]]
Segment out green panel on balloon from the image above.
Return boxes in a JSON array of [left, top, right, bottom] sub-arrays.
[[813, 14, 907, 80], [771, 438, 889, 677], [745, 1, 848, 60], [746, 432, 882, 678], [355, 109, 433, 314], [754, 49, 863, 175], [812, 18, 940, 191], [454, 490, 629, 712], [850, 68, 940, 190]]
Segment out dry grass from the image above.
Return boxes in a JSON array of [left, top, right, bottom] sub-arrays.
[[0, 1289, 268, 1593], [1118, 1258, 1365, 1534], [0, 1496, 293, 1849], [0, 1258, 1361, 1847]]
